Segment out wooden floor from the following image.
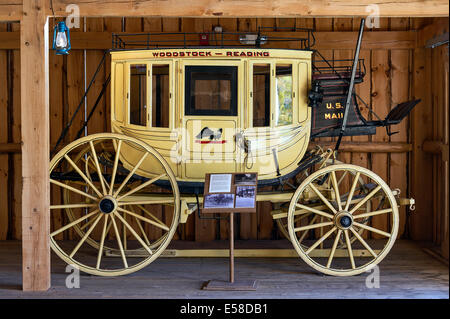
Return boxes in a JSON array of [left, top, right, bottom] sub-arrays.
[[0, 240, 448, 299]]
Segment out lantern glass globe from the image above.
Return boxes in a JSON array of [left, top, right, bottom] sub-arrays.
[[55, 32, 68, 48]]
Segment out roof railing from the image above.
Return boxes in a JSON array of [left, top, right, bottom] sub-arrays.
[[111, 27, 315, 50]]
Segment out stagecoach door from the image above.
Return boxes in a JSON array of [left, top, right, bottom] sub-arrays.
[[125, 61, 174, 129], [180, 60, 243, 179], [122, 61, 177, 176]]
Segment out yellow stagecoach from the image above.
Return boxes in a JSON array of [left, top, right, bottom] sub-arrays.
[[49, 21, 419, 277]]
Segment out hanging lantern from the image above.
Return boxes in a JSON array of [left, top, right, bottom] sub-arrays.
[[52, 21, 71, 55]]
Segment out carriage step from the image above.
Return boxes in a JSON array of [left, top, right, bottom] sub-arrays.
[[384, 99, 421, 124]]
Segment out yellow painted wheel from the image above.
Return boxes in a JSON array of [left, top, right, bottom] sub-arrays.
[[62, 141, 167, 253], [288, 164, 398, 276], [276, 158, 370, 248], [49, 133, 180, 276]]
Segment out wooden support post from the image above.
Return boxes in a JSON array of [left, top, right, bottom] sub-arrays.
[[21, 0, 51, 291]]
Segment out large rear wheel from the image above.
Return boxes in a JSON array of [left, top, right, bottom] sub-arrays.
[[49, 133, 180, 276]]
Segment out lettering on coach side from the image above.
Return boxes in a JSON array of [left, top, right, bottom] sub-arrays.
[[226, 51, 270, 57], [152, 52, 212, 57], [151, 51, 270, 57], [325, 112, 344, 120]]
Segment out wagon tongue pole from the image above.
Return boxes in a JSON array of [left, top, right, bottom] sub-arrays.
[[334, 18, 365, 152]]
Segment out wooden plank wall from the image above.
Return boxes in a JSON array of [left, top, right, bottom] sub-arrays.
[[411, 18, 449, 258], [0, 17, 444, 245]]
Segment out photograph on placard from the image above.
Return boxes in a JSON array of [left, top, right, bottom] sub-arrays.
[[235, 186, 256, 208], [204, 193, 235, 209], [234, 173, 257, 185]]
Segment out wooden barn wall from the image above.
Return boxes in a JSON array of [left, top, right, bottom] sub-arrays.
[[0, 17, 446, 248], [411, 18, 449, 258]]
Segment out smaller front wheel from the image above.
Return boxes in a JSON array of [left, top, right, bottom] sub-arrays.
[[288, 164, 399, 276]]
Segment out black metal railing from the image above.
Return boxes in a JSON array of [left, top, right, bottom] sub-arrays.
[[312, 51, 366, 78], [111, 27, 315, 50]]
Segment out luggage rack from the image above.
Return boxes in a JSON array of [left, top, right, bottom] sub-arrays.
[[312, 51, 366, 83], [111, 27, 315, 50]]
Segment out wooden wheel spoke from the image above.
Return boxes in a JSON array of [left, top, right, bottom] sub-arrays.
[[69, 214, 103, 258], [353, 208, 393, 219], [330, 171, 342, 211], [344, 229, 356, 269], [117, 174, 166, 201], [326, 229, 342, 268], [114, 212, 153, 255], [136, 204, 168, 229], [117, 199, 174, 206], [129, 206, 151, 246], [117, 207, 169, 231], [50, 203, 96, 209], [305, 227, 337, 255], [349, 227, 378, 258], [349, 185, 382, 214], [344, 172, 360, 211], [293, 213, 311, 224], [122, 211, 127, 250], [64, 154, 103, 197], [337, 170, 348, 187], [109, 140, 122, 195], [96, 215, 109, 269], [51, 209, 99, 237], [298, 215, 318, 243], [294, 221, 333, 233], [113, 152, 149, 197], [50, 179, 98, 201], [296, 203, 334, 219], [81, 156, 109, 192], [80, 215, 97, 230], [353, 221, 391, 238], [110, 214, 128, 268], [308, 182, 337, 214]]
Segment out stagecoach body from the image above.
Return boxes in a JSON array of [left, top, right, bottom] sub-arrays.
[[110, 48, 312, 188], [49, 24, 418, 277]]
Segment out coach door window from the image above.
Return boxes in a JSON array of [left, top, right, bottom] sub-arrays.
[[151, 64, 170, 128], [185, 66, 238, 116], [129, 64, 147, 126], [275, 64, 293, 126], [252, 64, 271, 127]]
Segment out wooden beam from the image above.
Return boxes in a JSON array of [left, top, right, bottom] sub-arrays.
[[0, 30, 418, 50], [417, 17, 449, 47], [21, 0, 51, 291], [50, 0, 449, 18], [309, 141, 412, 153], [0, 143, 21, 153], [423, 140, 449, 161], [1, 1, 449, 22], [0, 0, 22, 21], [410, 47, 434, 241]]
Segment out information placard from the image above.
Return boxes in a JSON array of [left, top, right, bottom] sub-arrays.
[[202, 173, 258, 214]]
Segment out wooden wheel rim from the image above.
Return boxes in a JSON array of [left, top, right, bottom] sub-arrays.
[[62, 140, 168, 252], [277, 158, 370, 247], [49, 133, 180, 276], [288, 164, 399, 276]]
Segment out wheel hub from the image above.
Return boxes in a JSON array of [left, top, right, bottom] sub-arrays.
[[98, 196, 117, 214], [335, 211, 353, 230]]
